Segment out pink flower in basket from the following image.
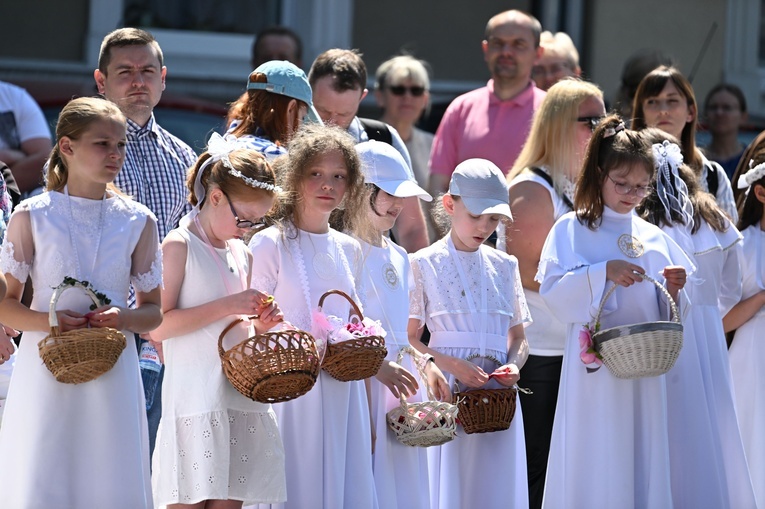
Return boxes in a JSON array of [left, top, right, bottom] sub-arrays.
[[579, 323, 603, 369], [311, 309, 386, 345]]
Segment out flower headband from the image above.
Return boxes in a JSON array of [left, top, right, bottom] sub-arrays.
[[193, 132, 282, 203], [737, 159, 765, 189], [652, 141, 694, 227], [603, 122, 625, 138]]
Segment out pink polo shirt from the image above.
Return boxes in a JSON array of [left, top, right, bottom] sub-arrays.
[[429, 80, 546, 176]]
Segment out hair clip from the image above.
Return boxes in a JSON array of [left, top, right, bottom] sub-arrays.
[[603, 122, 626, 139], [738, 159, 765, 189]]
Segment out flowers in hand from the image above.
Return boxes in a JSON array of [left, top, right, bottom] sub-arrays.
[[579, 322, 603, 368]]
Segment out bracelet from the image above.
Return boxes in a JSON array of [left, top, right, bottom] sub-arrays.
[[417, 353, 435, 372]]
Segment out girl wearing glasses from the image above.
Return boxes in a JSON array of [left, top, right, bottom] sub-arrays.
[[537, 115, 691, 509], [149, 133, 287, 508], [503, 78, 604, 509], [637, 129, 756, 509], [631, 66, 738, 223]]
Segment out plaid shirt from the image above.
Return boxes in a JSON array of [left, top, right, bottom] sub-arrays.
[[117, 115, 196, 241]]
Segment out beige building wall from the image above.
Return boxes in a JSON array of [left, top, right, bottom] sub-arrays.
[[586, 0, 727, 114], [0, 0, 89, 61]]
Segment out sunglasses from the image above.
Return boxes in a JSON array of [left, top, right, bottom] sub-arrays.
[[221, 191, 261, 229], [577, 116, 604, 132], [388, 85, 426, 97]]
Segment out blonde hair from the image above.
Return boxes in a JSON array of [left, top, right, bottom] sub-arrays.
[[46, 97, 126, 193], [508, 79, 603, 189], [375, 55, 431, 90], [539, 31, 580, 70]]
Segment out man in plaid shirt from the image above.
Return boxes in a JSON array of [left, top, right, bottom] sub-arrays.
[[94, 28, 197, 457]]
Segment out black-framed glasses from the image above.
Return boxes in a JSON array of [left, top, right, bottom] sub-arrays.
[[388, 85, 426, 97], [221, 191, 261, 229], [577, 116, 604, 132], [607, 174, 653, 198]]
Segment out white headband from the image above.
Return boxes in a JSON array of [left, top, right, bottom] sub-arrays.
[[193, 132, 282, 203], [737, 159, 765, 189], [652, 141, 694, 227]]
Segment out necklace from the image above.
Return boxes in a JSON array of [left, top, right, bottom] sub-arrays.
[[64, 186, 107, 281], [305, 231, 337, 280]]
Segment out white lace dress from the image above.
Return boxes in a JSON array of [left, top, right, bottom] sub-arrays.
[[409, 237, 531, 509], [361, 238, 430, 509], [152, 225, 286, 506], [247, 223, 378, 509], [729, 225, 765, 508], [0, 191, 162, 509]]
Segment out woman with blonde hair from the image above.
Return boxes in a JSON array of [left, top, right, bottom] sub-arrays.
[[503, 78, 605, 509]]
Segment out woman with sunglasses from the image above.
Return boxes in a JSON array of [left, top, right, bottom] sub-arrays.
[[148, 135, 288, 508], [374, 56, 434, 211], [501, 78, 604, 509]]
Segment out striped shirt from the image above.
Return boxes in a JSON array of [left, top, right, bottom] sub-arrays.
[[117, 115, 196, 241]]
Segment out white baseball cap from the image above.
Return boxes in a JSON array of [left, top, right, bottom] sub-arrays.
[[449, 159, 512, 219], [356, 141, 432, 201]]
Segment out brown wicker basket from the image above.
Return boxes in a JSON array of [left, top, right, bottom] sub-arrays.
[[454, 354, 517, 434], [318, 290, 387, 382], [38, 280, 126, 384], [218, 318, 320, 403], [592, 273, 683, 379], [386, 346, 459, 447]]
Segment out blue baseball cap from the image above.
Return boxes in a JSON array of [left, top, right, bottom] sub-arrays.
[[247, 60, 322, 125]]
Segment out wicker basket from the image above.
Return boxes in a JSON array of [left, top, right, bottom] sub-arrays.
[[38, 280, 127, 384], [592, 273, 683, 379], [386, 346, 459, 447], [318, 290, 387, 382], [454, 354, 517, 435], [218, 318, 320, 403]]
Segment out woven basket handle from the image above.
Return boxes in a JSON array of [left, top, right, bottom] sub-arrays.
[[317, 289, 364, 322], [595, 272, 680, 325], [218, 315, 260, 357], [48, 281, 107, 331], [396, 345, 437, 402], [453, 353, 503, 394]]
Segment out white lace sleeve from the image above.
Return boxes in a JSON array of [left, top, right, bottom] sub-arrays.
[[0, 208, 33, 283], [249, 230, 279, 294], [408, 256, 426, 326], [507, 260, 532, 329], [131, 214, 162, 293]]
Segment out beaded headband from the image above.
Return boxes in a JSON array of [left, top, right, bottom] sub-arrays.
[[737, 159, 765, 189], [193, 132, 282, 203]]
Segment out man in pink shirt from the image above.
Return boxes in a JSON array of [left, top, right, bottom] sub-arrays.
[[428, 10, 546, 194]]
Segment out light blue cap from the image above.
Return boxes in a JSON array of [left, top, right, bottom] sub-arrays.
[[247, 60, 322, 125]]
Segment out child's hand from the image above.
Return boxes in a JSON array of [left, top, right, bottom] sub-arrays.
[[425, 361, 451, 401], [663, 265, 687, 302], [0, 324, 17, 364], [86, 305, 125, 330], [606, 260, 645, 287], [227, 289, 277, 317], [375, 360, 419, 399], [490, 363, 520, 387], [57, 310, 89, 333], [448, 357, 489, 389]]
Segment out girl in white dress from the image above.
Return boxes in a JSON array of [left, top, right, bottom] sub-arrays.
[[409, 159, 530, 509], [537, 116, 690, 509], [352, 140, 449, 509], [0, 97, 163, 508], [726, 156, 765, 508], [638, 131, 756, 509], [248, 124, 378, 509], [149, 133, 286, 508]]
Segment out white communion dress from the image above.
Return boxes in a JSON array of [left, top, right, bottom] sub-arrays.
[[729, 224, 765, 509], [248, 223, 378, 509], [0, 191, 162, 509], [361, 238, 430, 509], [537, 207, 694, 509], [409, 236, 531, 509], [152, 224, 286, 506]]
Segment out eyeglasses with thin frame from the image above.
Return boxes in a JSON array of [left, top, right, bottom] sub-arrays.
[[221, 191, 262, 229], [577, 116, 604, 132], [607, 174, 653, 198], [388, 85, 426, 97]]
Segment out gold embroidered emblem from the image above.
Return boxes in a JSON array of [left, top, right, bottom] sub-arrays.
[[617, 234, 644, 258]]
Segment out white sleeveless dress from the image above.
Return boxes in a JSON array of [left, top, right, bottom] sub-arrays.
[[0, 191, 162, 509], [152, 225, 286, 506]]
